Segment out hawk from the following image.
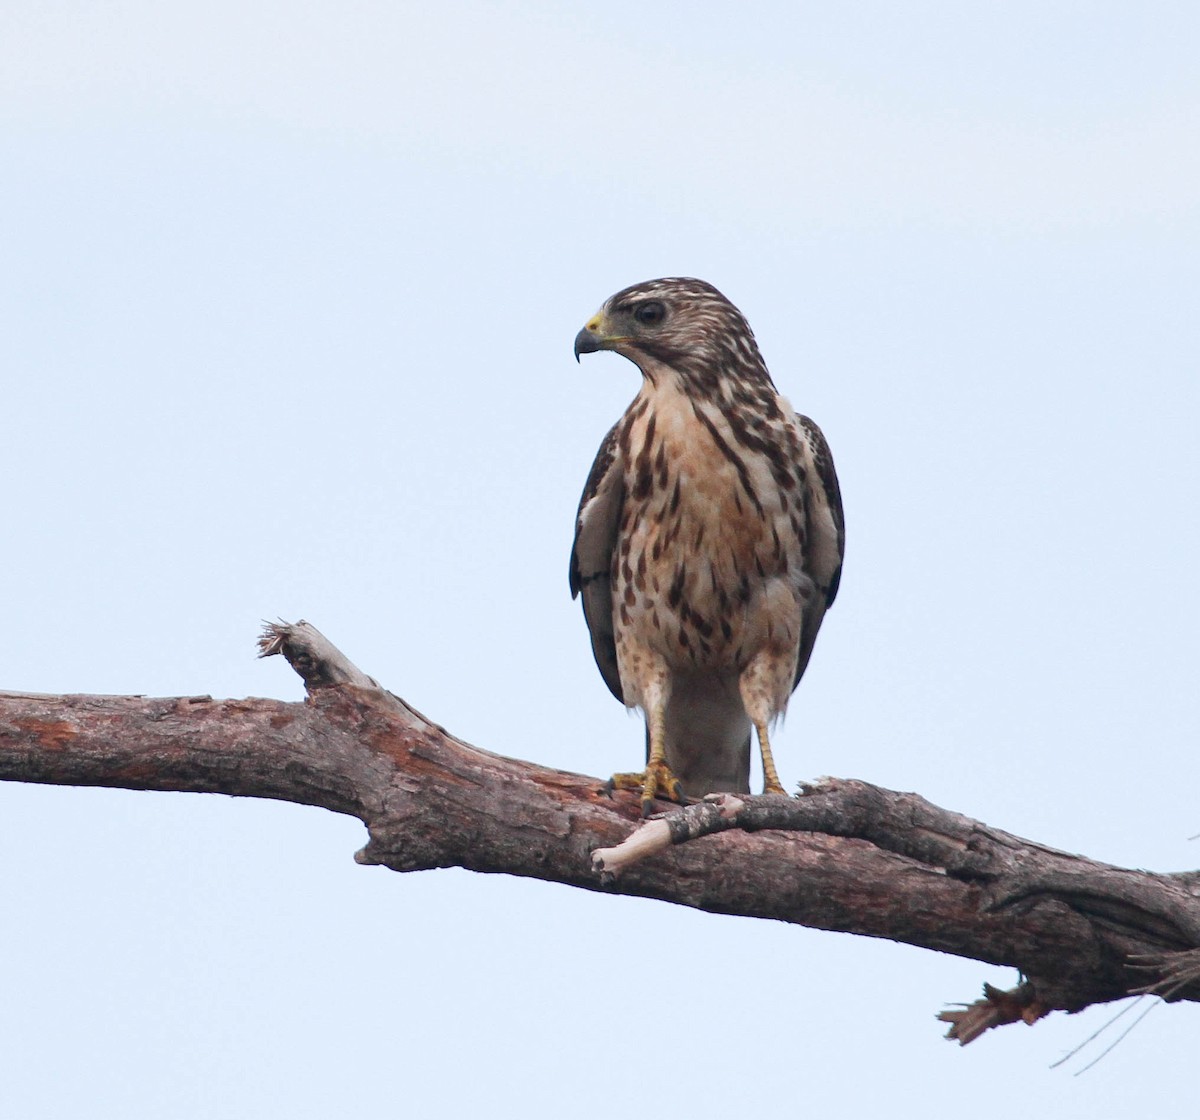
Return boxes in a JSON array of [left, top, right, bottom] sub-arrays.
[[570, 278, 844, 817]]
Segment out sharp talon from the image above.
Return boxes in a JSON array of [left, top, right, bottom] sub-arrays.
[[610, 759, 687, 815], [600, 779, 616, 798]]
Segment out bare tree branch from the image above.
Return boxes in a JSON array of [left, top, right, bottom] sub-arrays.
[[1, 621, 1196, 1043]]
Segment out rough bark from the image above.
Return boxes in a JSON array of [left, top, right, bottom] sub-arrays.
[[0, 621, 1196, 1044]]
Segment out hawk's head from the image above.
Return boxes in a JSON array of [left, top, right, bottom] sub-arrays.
[[574, 277, 772, 390]]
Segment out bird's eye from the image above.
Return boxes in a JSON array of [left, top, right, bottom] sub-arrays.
[[634, 301, 666, 326]]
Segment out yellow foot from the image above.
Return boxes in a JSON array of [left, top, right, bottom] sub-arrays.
[[604, 761, 687, 818], [763, 780, 788, 796]]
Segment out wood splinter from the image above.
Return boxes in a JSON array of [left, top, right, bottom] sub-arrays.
[[592, 794, 747, 880]]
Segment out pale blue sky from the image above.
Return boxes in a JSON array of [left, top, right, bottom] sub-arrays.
[[2, 3, 1198, 1117]]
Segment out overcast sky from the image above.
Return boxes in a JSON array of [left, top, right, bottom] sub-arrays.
[[2, 3, 1198, 1117]]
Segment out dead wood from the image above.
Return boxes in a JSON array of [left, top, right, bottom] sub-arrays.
[[1, 620, 1196, 1043]]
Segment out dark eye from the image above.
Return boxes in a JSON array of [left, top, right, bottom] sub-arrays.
[[634, 301, 666, 326]]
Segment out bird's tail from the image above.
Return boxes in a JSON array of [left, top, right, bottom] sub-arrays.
[[655, 675, 752, 798]]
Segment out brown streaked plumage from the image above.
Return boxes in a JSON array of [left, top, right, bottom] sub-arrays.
[[570, 278, 844, 815]]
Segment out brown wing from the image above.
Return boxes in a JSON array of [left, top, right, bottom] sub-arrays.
[[569, 421, 625, 702], [792, 413, 845, 690]]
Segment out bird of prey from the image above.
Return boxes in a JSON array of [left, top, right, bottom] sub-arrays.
[[570, 278, 844, 817]]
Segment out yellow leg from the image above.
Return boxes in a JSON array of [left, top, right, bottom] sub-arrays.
[[754, 718, 787, 796], [606, 692, 686, 817], [739, 657, 790, 798], [640, 725, 685, 817]]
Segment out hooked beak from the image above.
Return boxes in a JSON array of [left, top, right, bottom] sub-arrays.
[[574, 326, 600, 362], [574, 313, 613, 362]]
